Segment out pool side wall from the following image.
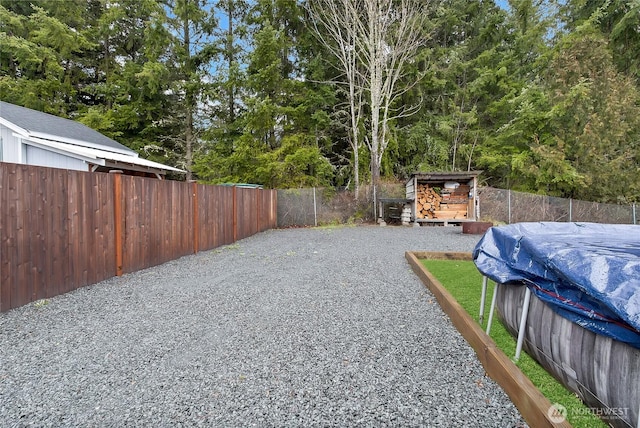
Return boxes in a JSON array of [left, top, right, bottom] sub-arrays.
[[405, 251, 571, 428]]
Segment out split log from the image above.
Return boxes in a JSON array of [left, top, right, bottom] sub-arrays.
[[415, 183, 442, 219]]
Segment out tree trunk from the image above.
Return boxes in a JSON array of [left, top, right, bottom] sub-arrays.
[[354, 147, 360, 200], [350, 80, 360, 200], [184, 11, 193, 181], [185, 103, 193, 181], [370, 59, 382, 214], [226, 0, 235, 124]]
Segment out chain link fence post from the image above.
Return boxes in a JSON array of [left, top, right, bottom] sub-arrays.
[[313, 187, 317, 227], [569, 198, 572, 222]]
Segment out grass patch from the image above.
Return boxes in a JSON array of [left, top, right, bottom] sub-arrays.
[[33, 299, 49, 308], [422, 259, 606, 428]]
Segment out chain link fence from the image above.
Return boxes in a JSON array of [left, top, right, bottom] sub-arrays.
[[277, 185, 638, 228], [479, 187, 638, 225], [277, 183, 404, 227]]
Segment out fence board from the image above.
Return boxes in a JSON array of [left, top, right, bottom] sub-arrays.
[[68, 172, 86, 289], [1, 164, 14, 310], [52, 168, 69, 298], [65, 170, 114, 295], [31, 167, 45, 301], [262, 190, 276, 231], [219, 186, 236, 245], [259, 190, 270, 232], [14, 165, 26, 308]]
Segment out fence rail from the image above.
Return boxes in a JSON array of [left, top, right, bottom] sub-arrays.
[[0, 163, 277, 312]]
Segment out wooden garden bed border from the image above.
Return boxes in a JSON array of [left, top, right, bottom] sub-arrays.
[[405, 251, 571, 428]]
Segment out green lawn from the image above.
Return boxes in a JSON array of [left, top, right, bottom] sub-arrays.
[[421, 259, 606, 428]]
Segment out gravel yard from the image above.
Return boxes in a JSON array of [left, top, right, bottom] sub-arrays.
[[0, 225, 525, 427]]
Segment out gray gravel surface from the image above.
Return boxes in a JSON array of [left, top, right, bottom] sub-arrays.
[[0, 225, 526, 427]]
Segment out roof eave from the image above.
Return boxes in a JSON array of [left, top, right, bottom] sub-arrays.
[[27, 130, 137, 157], [19, 135, 184, 175], [406, 171, 483, 185], [0, 117, 29, 136], [19, 135, 105, 166], [103, 160, 167, 175]]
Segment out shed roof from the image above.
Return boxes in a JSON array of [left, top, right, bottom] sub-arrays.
[[0, 101, 134, 155], [0, 101, 184, 175], [408, 171, 482, 183], [22, 136, 185, 174]]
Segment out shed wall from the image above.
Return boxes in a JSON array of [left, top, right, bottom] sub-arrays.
[[0, 124, 21, 163], [25, 144, 87, 171]]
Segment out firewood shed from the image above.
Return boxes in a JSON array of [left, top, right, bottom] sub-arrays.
[[406, 171, 481, 225]]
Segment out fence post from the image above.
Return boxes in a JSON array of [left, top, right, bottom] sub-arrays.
[[271, 189, 275, 228], [569, 198, 573, 222], [111, 170, 123, 276], [256, 188, 260, 232], [273, 189, 277, 228], [373, 185, 377, 220], [313, 187, 317, 227], [633, 203, 637, 225], [508, 189, 511, 224], [232, 185, 238, 242], [192, 181, 199, 254]]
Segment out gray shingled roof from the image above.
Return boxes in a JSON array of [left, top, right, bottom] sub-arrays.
[[0, 101, 135, 154]]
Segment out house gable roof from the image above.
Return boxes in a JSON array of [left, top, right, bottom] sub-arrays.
[[0, 101, 135, 155]]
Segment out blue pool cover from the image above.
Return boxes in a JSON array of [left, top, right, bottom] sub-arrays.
[[473, 222, 640, 348]]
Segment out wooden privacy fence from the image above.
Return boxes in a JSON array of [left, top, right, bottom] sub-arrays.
[[0, 163, 277, 312]]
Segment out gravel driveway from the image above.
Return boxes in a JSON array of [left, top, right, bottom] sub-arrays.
[[0, 225, 525, 427]]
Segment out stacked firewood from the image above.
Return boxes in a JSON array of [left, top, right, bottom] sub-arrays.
[[416, 184, 442, 219]]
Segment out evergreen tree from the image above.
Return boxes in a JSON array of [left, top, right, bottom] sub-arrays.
[[475, 0, 553, 190], [195, 0, 334, 187], [559, 0, 640, 82], [163, 0, 217, 180], [401, 0, 511, 177], [206, 0, 249, 148], [0, 3, 94, 114], [542, 23, 640, 201], [80, 0, 176, 148]]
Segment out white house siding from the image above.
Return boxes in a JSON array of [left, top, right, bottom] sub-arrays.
[[25, 144, 88, 171], [0, 124, 21, 163]]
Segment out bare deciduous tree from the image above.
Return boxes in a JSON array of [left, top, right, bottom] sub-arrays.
[[308, 0, 365, 199], [308, 0, 428, 212]]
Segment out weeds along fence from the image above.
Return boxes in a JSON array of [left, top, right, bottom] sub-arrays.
[[277, 183, 406, 227], [277, 188, 363, 227], [0, 163, 277, 312], [277, 185, 638, 227]]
